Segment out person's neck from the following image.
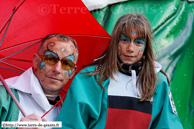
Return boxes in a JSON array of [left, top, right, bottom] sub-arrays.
[[117, 57, 142, 76], [43, 89, 60, 101], [46, 95, 58, 101], [46, 95, 61, 105]]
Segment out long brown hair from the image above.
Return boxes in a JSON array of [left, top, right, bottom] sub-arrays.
[[88, 13, 170, 101]]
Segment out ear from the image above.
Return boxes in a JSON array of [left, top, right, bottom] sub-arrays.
[[33, 54, 39, 70], [69, 66, 77, 79]]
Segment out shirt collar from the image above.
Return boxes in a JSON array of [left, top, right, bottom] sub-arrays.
[[3, 67, 51, 111]]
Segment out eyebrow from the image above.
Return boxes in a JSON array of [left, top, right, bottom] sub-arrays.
[[62, 55, 75, 62], [45, 51, 75, 62], [121, 34, 128, 38], [134, 38, 145, 44], [43, 50, 59, 58], [120, 34, 131, 41]]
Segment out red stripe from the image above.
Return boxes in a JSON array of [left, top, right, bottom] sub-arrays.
[[105, 108, 151, 129]]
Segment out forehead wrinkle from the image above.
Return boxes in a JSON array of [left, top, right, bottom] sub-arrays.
[[57, 51, 71, 60], [59, 47, 76, 60], [45, 39, 76, 58]]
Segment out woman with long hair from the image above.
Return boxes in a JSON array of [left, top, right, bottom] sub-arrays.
[[57, 13, 183, 129]]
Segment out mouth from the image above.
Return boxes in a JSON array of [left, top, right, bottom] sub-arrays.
[[46, 76, 62, 82], [124, 55, 134, 59]]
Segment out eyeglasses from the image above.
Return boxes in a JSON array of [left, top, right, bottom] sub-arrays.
[[38, 55, 75, 70]]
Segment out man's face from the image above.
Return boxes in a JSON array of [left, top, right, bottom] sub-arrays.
[[33, 37, 77, 95], [118, 29, 145, 64]]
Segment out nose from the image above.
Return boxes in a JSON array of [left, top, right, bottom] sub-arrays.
[[53, 61, 62, 74], [126, 42, 134, 53]]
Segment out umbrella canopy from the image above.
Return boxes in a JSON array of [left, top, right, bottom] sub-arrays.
[[0, 0, 111, 86]]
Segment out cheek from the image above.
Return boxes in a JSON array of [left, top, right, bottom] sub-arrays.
[[140, 45, 145, 52], [118, 46, 121, 52], [118, 42, 120, 49], [39, 64, 52, 78], [118, 42, 120, 46], [62, 70, 70, 83], [39, 60, 45, 70], [118, 42, 123, 54], [68, 69, 72, 76], [64, 70, 71, 78], [64, 71, 68, 75], [118, 46, 122, 56], [137, 45, 145, 55], [36, 63, 47, 82], [137, 48, 144, 59]]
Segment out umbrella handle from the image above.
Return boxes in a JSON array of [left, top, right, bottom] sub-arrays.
[[0, 74, 26, 117]]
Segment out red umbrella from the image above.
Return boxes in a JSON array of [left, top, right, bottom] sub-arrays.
[[0, 0, 110, 117], [0, 0, 111, 82]]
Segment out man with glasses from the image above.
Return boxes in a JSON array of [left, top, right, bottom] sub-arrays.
[[0, 34, 78, 124]]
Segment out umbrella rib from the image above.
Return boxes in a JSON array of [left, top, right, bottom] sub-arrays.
[[0, 61, 25, 72], [0, 39, 41, 52], [0, 35, 110, 52], [0, 0, 27, 34], [0, 41, 41, 62], [68, 34, 111, 39], [0, 7, 16, 47], [0, 66, 23, 73]]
